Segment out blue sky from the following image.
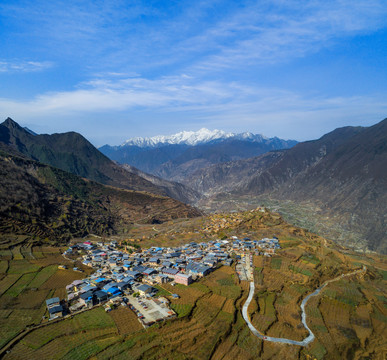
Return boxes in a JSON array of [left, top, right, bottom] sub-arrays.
[[1, 0, 387, 146]]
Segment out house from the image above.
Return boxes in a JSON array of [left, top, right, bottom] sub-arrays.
[[125, 270, 141, 279], [132, 265, 147, 273], [155, 274, 170, 284], [81, 284, 98, 293], [174, 273, 192, 286], [143, 268, 157, 276], [123, 261, 133, 270], [116, 281, 131, 291], [162, 268, 179, 278], [169, 252, 181, 258], [106, 286, 121, 296], [94, 290, 108, 303], [79, 291, 94, 306], [186, 262, 211, 277], [70, 280, 85, 292], [103, 282, 119, 291], [224, 259, 233, 266], [48, 305, 64, 319], [137, 284, 155, 296], [46, 297, 60, 310], [149, 257, 160, 266], [93, 277, 107, 284]]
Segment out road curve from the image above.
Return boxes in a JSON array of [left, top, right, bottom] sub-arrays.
[[242, 266, 366, 346]]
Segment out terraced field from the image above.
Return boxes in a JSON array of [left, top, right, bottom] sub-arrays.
[[0, 211, 386, 359], [0, 245, 88, 349]]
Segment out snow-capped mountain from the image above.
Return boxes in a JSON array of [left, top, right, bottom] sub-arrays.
[[120, 128, 268, 148], [99, 129, 298, 182]]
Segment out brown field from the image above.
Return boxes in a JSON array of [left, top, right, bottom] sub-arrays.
[[109, 307, 143, 335], [351, 304, 373, 348], [163, 283, 206, 306], [222, 298, 235, 314], [207, 293, 226, 309], [39, 268, 85, 291]]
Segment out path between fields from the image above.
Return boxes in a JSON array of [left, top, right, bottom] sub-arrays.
[[242, 265, 366, 346]]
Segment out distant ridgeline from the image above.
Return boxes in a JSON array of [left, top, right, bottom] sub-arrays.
[[99, 128, 298, 182]]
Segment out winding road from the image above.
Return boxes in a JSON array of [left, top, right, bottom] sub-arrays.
[[241, 259, 366, 346]]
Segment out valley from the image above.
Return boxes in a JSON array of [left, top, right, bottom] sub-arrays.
[[101, 120, 387, 255]]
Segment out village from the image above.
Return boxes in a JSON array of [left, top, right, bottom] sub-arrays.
[[45, 236, 280, 327]]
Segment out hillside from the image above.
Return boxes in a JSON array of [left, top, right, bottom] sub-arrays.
[[189, 120, 387, 253], [121, 164, 201, 204], [271, 119, 387, 253], [0, 118, 194, 202], [186, 125, 363, 196], [0, 150, 201, 245]]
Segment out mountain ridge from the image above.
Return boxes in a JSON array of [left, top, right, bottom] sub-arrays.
[[107, 127, 295, 148], [0, 118, 199, 204]]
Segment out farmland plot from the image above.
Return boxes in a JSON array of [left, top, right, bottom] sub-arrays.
[[319, 297, 357, 350], [11, 246, 24, 261], [39, 268, 84, 290], [222, 298, 235, 314], [28, 265, 57, 289], [207, 293, 226, 309], [351, 304, 373, 347], [0, 274, 21, 297]]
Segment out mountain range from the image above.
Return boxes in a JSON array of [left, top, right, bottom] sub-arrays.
[[1, 117, 386, 254], [100, 128, 298, 181]]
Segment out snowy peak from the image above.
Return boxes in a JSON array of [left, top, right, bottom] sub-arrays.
[[121, 128, 270, 148], [122, 128, 234, 147]]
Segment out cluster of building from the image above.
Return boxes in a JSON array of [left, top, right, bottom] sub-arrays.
[[46, 236, 280, 320], [233, 237, 281, 256]]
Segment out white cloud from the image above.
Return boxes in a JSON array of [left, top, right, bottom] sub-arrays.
[[0, 60, 53, 73], [2, 0, 386, 73], [1, 74, 386, 142], [190, 0, 387, 71]]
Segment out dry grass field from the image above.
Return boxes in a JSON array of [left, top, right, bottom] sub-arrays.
[[108, 307, 143, 335]]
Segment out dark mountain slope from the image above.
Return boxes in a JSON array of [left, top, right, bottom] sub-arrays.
[[121, 164, 201, 204], [271, 119, 387, 253], [99, 144, 190, 174], [0, 118, 192, 201], [0, 150, 201, 243], [186, 125, 364, 195], [190, 119, 387, 253]]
